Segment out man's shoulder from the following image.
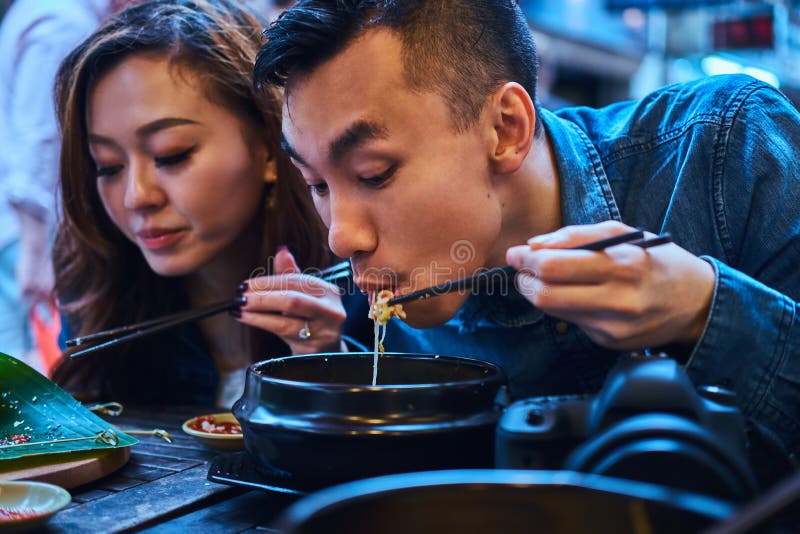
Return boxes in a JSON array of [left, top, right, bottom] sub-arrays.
[[641, 74, 783, 123], [553, 75, 782, 156]]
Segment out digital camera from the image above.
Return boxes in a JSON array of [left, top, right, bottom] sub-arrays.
[[495, 353, 758, 502]]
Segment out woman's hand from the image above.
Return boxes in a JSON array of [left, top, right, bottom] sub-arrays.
[[235, 247, 347, 354], [506, 220, 716, 351]]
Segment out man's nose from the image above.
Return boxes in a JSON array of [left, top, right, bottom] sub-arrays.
[[327, 191, 377, 259], [123, 160, 166, 211]]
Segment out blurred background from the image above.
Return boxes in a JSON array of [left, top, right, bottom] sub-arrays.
[[1, 0, 797, 108], [521, 0, 800, 109]]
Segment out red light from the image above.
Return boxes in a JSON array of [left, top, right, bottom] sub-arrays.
[[712, 14, 774, 50]]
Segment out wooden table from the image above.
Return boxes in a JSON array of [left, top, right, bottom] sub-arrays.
[[40, 406, 296, 533]]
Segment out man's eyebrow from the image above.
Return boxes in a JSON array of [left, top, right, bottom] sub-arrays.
[[329, 120, 388, 163], [281, 133, 307, 167], [280, 120, 389, 168]]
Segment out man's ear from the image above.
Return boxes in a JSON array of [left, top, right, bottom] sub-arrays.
[[487, 82, 535, 175]]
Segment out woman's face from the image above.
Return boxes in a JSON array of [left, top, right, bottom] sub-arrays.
[[87, 54, 270, 277]]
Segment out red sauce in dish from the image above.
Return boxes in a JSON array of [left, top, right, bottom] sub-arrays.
[[187, 415, 242, 435], [0, 508, 39, 521], [0, 434, 31, 446]]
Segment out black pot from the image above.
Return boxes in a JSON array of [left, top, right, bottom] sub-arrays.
[[272, 469, 735, 533], [232, 353, 506, 485]]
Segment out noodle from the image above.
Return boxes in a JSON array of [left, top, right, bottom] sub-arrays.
[[368, 290, 406, 385]]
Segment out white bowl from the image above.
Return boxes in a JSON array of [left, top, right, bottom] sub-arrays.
[[181, 412, 244, 450], [0, 480, 71, 532]]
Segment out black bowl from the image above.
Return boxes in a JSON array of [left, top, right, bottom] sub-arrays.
[[272, 469, 735, 533], [232, 353, 506, 485]]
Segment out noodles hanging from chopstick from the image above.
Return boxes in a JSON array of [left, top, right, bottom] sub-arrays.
[[368, 290, 406, 386]]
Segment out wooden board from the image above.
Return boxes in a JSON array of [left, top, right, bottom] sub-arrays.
[[0, 447, 130, 489]]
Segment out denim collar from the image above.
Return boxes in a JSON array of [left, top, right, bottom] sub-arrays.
[[542, 108, 622, 226], [456, 110, 622, 330]]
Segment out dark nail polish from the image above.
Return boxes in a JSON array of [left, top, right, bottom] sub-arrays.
[[237, 295, 247, 306], [277, 245, 289, 253], [236, 281, 248, 293], [229, 308, 242, 318]]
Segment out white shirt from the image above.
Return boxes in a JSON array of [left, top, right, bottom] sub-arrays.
[[216, 367, 248, 409]]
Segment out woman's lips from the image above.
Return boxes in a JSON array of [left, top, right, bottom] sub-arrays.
[[136, 228, 187, 250]]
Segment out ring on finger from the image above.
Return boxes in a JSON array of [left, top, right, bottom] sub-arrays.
[[297, 319, 312, 341]]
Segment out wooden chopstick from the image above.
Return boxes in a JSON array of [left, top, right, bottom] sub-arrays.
[[387, 231, 672, 306], [67, 259, 353, 359], [66, 300, 235, 347], [68, 299, 240, 358], [316, 259, 351, 278]]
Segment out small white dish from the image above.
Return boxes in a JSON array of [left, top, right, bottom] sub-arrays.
[[181, 412, 244, 450], [0, 480, 71, 532]]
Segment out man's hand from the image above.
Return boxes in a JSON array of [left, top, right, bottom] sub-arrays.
[[506, 220, 715, 350]]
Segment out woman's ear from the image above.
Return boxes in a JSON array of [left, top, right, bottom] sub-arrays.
[[487, 82, 535, 175]]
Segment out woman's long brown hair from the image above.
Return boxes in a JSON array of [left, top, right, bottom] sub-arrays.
[[51, 0, 329, 400]]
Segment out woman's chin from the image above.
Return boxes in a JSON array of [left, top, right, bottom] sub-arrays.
[[142, 256, 197, 278]]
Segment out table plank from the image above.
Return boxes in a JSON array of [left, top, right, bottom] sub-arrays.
[[71, 488, 114, 503], [127, 452, 202, 472], [46, 464, 244, 532], [113, 463, 172, 482], [139, 491, 295, 533]]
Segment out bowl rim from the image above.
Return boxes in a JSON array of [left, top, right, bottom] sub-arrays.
[[273, 469, 736, 531], [181, 412, 243, 441], [0, 480, 71, 522], [247, 352, 505, 390]]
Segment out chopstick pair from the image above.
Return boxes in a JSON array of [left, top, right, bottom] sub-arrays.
[[386, 230, 672, 306], [67, 259, 352, 359]]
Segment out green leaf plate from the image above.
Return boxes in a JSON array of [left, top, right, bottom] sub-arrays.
[[0, 353, 136, 467]]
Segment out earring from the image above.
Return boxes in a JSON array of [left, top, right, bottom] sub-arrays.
[[264, 181, 277, 209]]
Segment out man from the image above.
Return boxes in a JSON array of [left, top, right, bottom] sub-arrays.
[[253, 0, 800, 456]]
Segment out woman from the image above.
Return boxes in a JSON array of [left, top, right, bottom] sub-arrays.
[[51, 0, 351, 406]]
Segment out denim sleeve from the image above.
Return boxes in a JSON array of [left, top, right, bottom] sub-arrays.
[[685, 83, 800, 452], [686, 258, 799, 451]]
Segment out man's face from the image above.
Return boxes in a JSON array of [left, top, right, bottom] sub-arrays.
[[282, 30, 505, 327]]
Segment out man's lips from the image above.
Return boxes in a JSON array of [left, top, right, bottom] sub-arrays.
[[355, 280, 396, 293], [136, 228, 187, 250]]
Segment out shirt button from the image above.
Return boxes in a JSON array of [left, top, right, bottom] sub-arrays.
[[556, 322, 569, 334]]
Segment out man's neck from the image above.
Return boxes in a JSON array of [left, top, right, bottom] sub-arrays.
[[490, 131, 562, 265]]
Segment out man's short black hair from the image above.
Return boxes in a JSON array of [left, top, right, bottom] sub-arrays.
[[254, 0, 540, 135]]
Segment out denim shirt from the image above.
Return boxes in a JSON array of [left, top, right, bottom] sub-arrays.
[[384, 74, 800, 453]]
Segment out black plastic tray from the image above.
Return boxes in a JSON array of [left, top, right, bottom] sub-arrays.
[[207, 451, 336, 496]]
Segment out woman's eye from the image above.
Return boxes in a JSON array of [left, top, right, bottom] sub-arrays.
[[155, 146, 196, 168], [95, 164, 123, 178], [359, 164, 397, 187], [308, 182, 330, 196]]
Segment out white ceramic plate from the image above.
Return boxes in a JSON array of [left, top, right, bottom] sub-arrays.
[[181, 413, 244, 450], [0, 480, 71, 532]]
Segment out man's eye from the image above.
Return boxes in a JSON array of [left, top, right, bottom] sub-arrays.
[[96, 164, 123, 178], [155, 146, 196, 168], [359, 164, 397, 187], [308, 182, 329, 196]]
